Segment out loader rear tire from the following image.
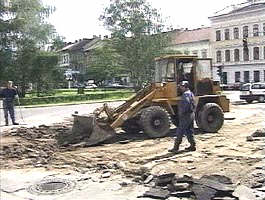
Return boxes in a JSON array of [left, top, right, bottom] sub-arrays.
[[198, 103, 224, 133], [140, 106, 170, 138], [121, 118, 141, 134]]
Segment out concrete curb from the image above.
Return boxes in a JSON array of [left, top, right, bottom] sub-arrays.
[[19, 99, 127, 109]]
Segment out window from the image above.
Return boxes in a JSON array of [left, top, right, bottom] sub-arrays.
[[216, 51, 222, 63], [167, 62, 175, 81], [233, 27, 239, 39], [260, 84, 265, 89], [234, 49, 240, 62], [251, 84, 257, 89], [225, 50, 230, 62], [225, 29, 230, 40], [223, 72, 227, 84], [263, 23, 265, 36], [62, 54, 69, 64], [192, 50, 198, 56], [264, 46, 265, 59], [264, 70, 265, 81], [244, 71, 250, 83], [252, 84, 265, 89], [201, 50, 207, 58], [253, 24, 259, 37], [243, 48, 249, 61], [254, 71, 260, 82], [241, 84, 250, 91], [253, 47, 259, 60], [243, 26, 248, 38], [216, 30, 221, 41], [235, 72, 240, 82]]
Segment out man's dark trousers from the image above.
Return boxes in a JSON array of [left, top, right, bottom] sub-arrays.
[[175, 112, 195, 147], [3, 100, 15, 125]]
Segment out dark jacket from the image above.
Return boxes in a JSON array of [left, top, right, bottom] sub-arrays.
[[178, 90, 195, 129], [0, 88, 17, 103]]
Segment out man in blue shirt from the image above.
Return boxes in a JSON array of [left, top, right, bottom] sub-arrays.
[[0, 81, 19, 126], [169, 81, 196, 153]]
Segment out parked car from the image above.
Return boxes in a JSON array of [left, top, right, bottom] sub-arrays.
[[240, 82, 265, 103], [232, 82, 245, 90], [85, 83, 97, 89], [220, 82, 244, 90], [73, 83, 85, 88], [104, 83, 132, 89], [220, 84, 233, 90]]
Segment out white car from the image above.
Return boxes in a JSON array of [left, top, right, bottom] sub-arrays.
[[240, 82, 265, 103], [85, 83, 97, 89]]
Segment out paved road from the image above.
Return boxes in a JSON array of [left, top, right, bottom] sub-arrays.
[[0, 91, 242, 128], [0, 101, 123, 128]]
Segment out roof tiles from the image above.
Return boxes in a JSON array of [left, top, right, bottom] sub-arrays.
[[172, 27, 211, 45]]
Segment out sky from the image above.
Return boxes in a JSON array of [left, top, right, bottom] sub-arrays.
[[42, 0, 246, 42]]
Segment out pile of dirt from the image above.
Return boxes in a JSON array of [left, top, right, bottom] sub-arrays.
[[0, 124, 72, 168], [252, 128, 265, 137], [246, 128, 265, 142]]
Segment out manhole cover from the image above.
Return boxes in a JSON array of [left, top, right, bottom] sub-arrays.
[[27, 178, 76, 195]]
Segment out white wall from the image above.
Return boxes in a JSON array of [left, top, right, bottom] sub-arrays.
[[210, 3, 265, 83], [169, 41, 211, 58]]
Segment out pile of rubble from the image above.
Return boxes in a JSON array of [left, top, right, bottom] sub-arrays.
[[246, 128, 265, 142], [0, 124, 72, 168], [136, 172, 265, 200]]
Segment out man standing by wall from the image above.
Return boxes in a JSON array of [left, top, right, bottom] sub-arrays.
[[169, 81, 196, 153], [0, 81, 19, 126]]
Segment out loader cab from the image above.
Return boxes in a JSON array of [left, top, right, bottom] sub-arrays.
[[155, 55, 196, 84], [154, 55, 214, 97], [154, 58, 176, 83]]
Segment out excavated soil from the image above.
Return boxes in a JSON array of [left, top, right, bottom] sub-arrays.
[[1, 103, 265, 188]]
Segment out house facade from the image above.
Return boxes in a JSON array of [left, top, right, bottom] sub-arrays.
[[169, 27, 212, 59], [58, 38, 98, 82], [209, 1, 265, 84]]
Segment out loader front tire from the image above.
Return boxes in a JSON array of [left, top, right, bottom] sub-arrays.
[[140, 106, 170, 138], [198, 103, 224, 133]]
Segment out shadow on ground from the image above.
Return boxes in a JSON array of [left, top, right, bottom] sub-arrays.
[[103, 127, 208, 146], [232, 101, 264, 105]]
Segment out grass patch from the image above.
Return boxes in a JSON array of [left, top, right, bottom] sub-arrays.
[[19, 90, 135, 106]]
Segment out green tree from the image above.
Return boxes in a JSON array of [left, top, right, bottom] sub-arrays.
[[50, 35, 65, 51], [0, 0, 61, 96], [86, 40, 125, 85], [10, 41, 38, 97], [31, 51, 59, 96], [0, 0, 15, 81], [100, 0, 171, 90]]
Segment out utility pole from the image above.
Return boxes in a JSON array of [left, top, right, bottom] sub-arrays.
[[217, 65, 224, 84]]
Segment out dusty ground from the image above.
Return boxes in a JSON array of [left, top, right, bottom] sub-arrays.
[[52, 103, 265, 185], [1, 102, 265, 199]]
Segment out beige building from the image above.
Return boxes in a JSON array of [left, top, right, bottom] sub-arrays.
[[169, 27, 212, 59], [209, 1, 265, 84]]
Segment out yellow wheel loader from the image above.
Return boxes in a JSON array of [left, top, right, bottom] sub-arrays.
[[71, 55, 230, 146]]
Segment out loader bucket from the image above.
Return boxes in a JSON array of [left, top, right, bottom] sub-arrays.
[[72, 114, 115, 146]]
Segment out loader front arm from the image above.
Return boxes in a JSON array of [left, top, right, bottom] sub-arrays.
[[110, 88, 157, 129]]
